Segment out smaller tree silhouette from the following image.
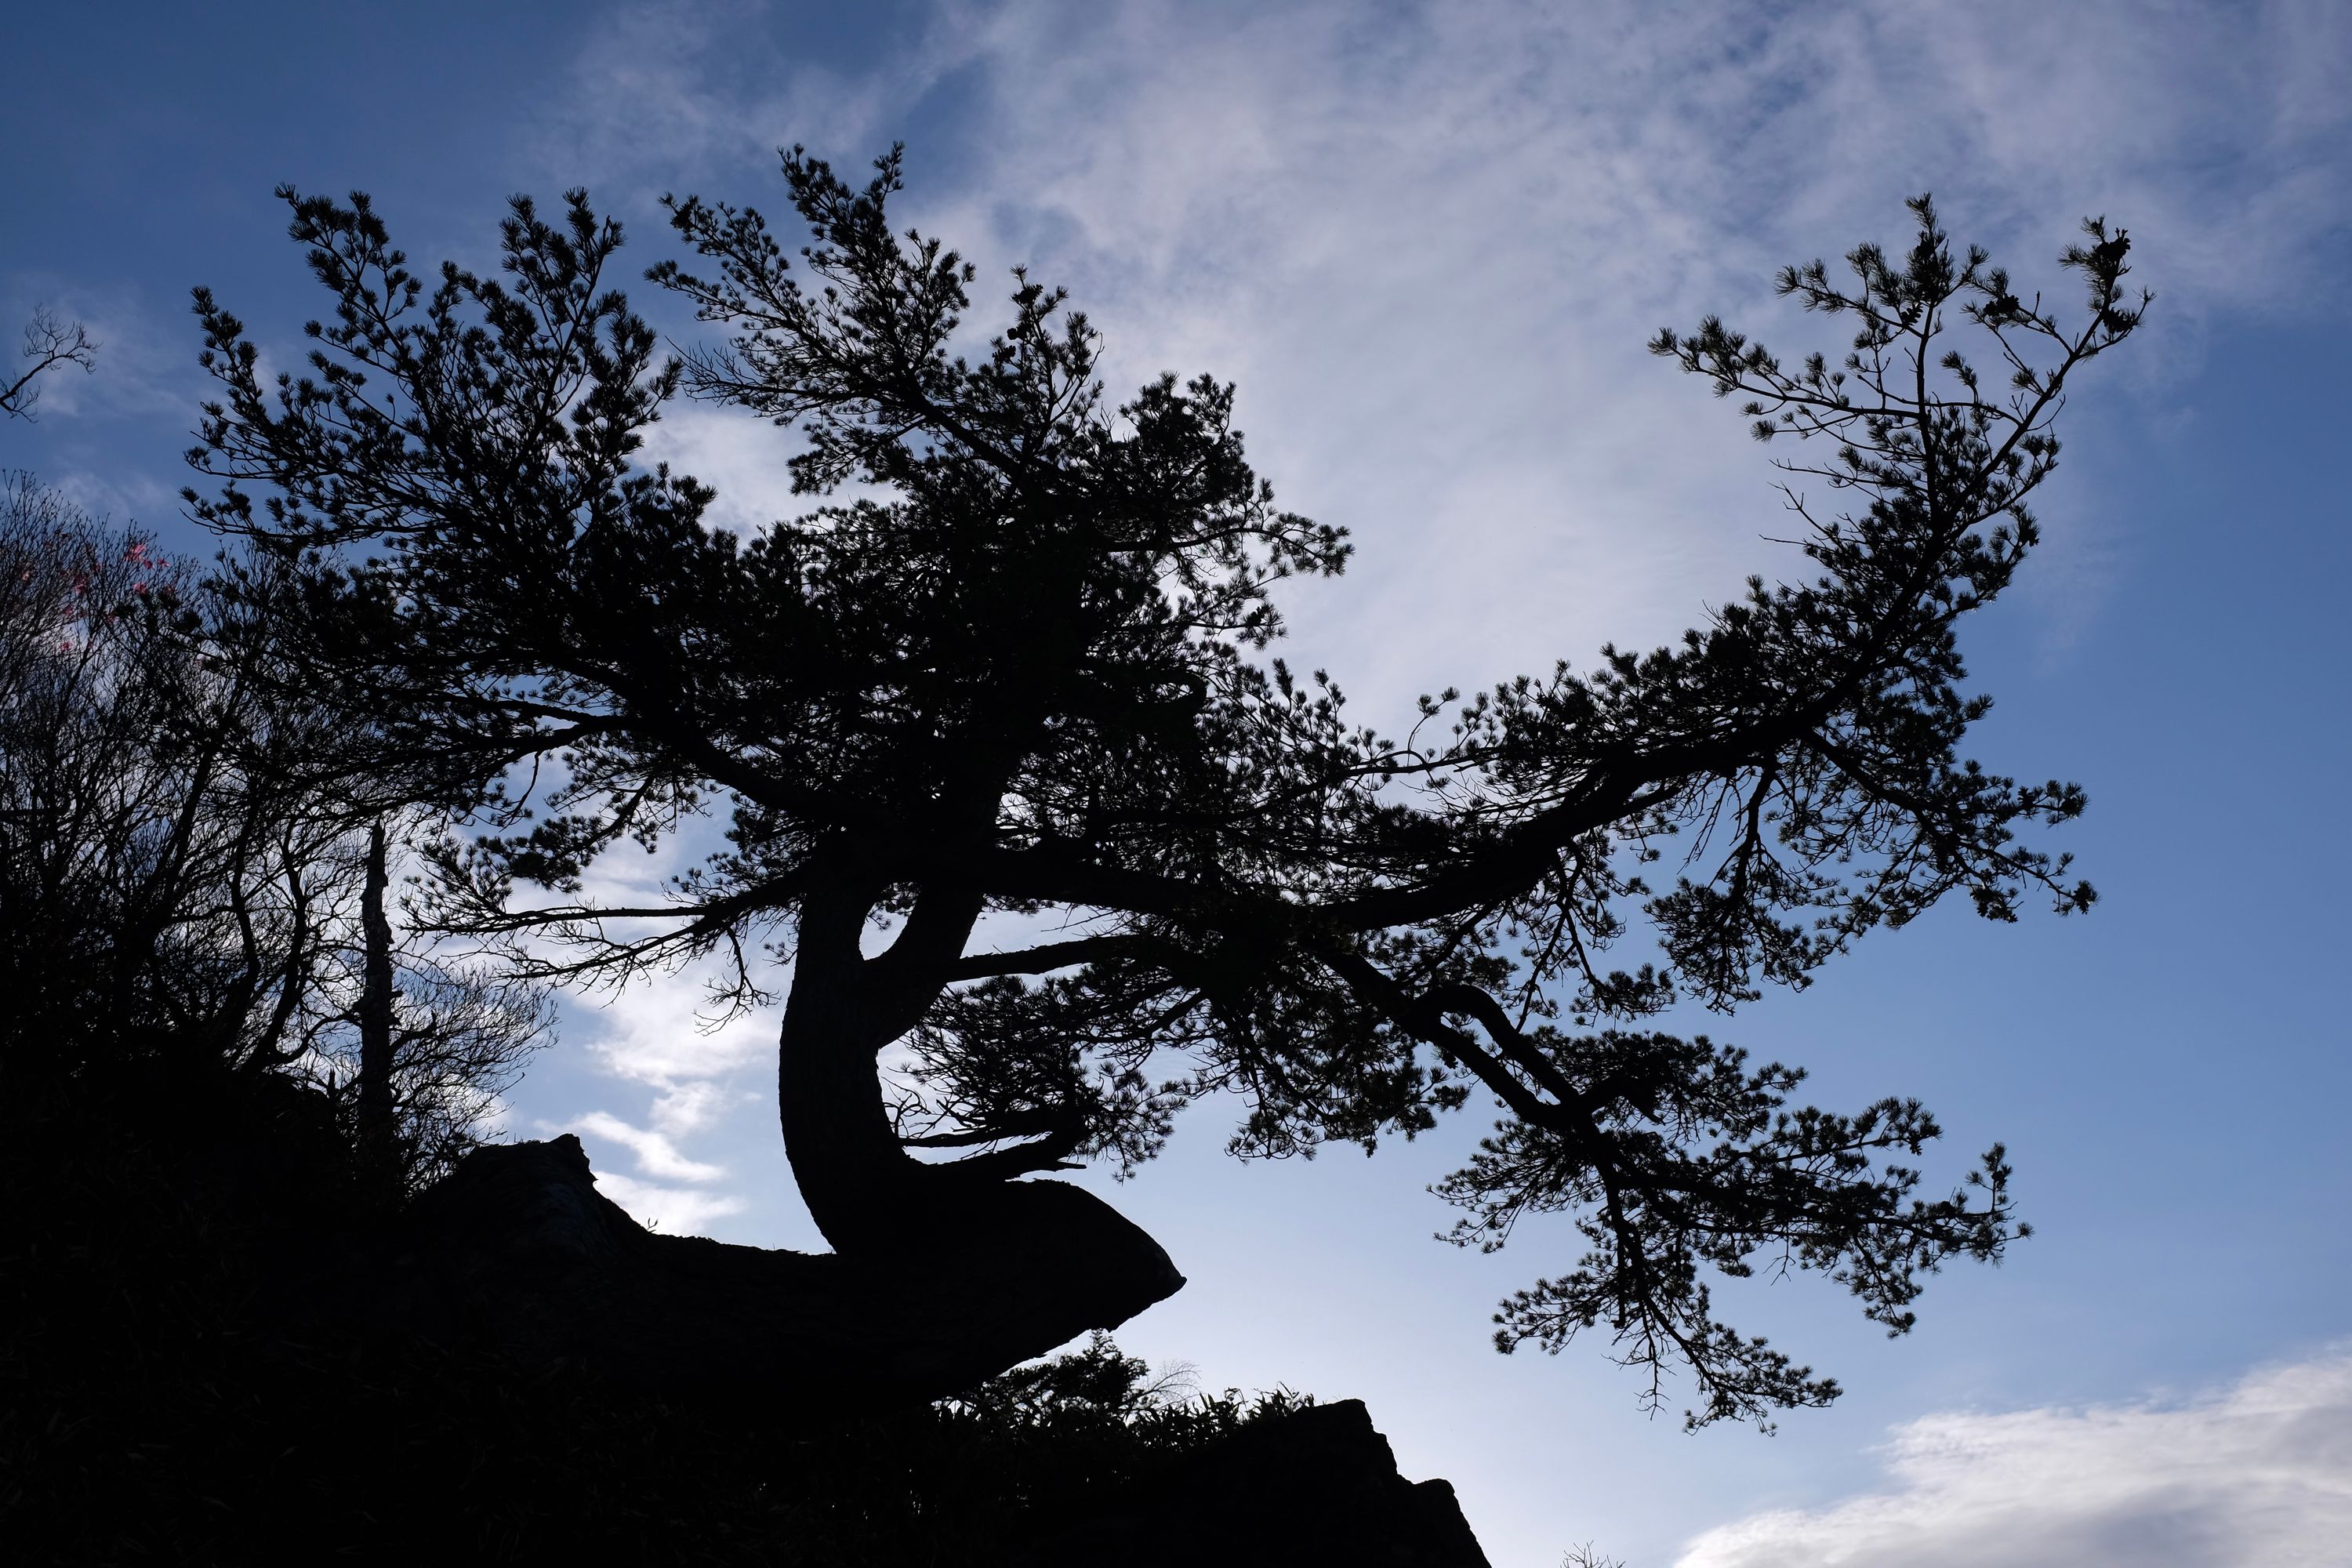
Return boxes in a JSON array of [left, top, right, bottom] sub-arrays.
[[330, 813, 554, 1192], [0, 474, 546, 1191]]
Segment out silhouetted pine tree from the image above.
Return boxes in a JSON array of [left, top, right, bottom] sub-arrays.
[[186, 152, 2143, 1423]]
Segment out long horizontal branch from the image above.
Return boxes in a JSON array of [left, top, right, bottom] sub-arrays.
[[949, 691, 1842, 940], [941, 932, 1165, 980]]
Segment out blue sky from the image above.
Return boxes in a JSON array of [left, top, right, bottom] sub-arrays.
[[8, 3, 2350, 1563]]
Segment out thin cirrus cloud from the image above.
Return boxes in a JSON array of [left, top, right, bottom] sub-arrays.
[[1673, 1349, 2352, 1568], [536, 0, 2352, 726], [915, 0, 2350, 677], [525, 822, 779, 1107]]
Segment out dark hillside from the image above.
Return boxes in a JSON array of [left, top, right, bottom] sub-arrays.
[[1, 1069, 1484, 1565]]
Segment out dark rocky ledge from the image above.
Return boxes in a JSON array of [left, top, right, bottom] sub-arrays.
[[341, 1134, 1185, 1405], [305, 1136, 1490, 1563]]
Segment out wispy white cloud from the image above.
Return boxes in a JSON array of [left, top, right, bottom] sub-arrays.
[[535, 810, 782, 1090], [632, 401, 809, 543], [550, 945, 777, 1218], [1675, 1349, 2352, 1568], [570, 957, 776, 1090], [913, 0, 2350, 675], [574, 1109, 730, 1181], [590, 1167, 750, 1233]]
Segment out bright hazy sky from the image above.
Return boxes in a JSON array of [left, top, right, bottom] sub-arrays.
[[8, 5, 2351, 1564]]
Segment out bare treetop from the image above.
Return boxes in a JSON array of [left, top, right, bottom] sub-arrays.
[[2, 307, 98, 421]]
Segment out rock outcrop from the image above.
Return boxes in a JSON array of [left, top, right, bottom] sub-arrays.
[[351, 1134, 1185, 1405], [310, 1136, 1491, 1562]]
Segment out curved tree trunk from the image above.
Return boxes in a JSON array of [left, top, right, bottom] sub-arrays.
[[774, 886, 916, 1251], [764, 877, 1186, 1381]]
